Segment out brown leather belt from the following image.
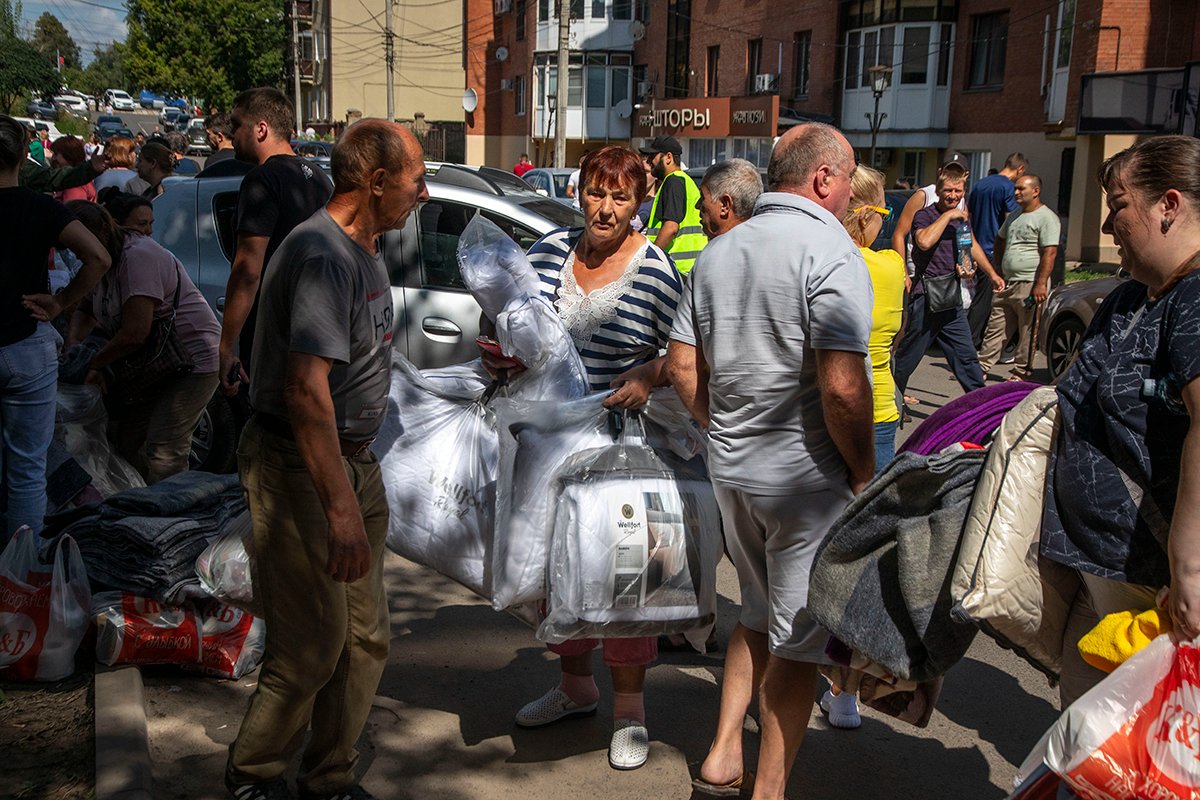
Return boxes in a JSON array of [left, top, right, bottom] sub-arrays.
[[253, 412, 374, 459]]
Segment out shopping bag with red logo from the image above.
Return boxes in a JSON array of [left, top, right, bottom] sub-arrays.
[[188, 601, 265, 680], [0, 527, 91, 681], [1020, 634, 1200, 799], [94, 592, 202, 666]]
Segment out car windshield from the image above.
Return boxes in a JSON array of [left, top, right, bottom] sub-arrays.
[[477, 167, 545, 198]]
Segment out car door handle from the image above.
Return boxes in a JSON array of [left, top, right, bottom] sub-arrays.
[[421, 317, 462, 339], [216, 296, 226, 313]]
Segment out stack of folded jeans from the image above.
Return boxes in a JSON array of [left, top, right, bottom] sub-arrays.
[[43, 472, 246, 605]]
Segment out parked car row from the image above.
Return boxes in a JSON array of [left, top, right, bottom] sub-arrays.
[[150, 160, 582, 472]]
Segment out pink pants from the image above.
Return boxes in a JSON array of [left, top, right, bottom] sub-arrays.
[[548, 636, 657, 667]]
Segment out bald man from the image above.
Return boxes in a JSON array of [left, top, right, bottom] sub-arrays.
[[675, 124, 874, 800], [225, 120, 428, 800]]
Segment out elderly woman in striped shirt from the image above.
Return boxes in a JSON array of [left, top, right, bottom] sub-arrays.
[[482, 144, 684, 771]]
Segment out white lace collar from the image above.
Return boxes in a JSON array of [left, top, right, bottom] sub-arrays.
[[554, 242, 648, 348]]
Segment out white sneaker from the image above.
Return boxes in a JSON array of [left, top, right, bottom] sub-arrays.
[[608, 718, 649, 770], [514, 687, 598, 728], [819, 689, 862, 729]]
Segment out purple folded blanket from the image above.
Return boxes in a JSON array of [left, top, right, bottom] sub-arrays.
[[899, 381, 1039, 456]]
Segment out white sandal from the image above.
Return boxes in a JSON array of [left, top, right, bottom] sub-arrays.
[[608, 718, 649, 770], [514, 687, 598, 728]]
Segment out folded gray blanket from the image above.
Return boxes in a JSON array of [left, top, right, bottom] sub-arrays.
[[808, 448, 985, 683]]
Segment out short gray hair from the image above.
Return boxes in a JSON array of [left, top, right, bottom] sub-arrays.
[[331, 119, 417, 193], [702, 158, 763, 219], [767, 122, 850, 192]]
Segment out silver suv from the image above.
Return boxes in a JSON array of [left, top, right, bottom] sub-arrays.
[[152, 164, 582, 471]]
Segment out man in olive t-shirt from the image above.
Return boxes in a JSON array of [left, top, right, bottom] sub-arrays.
[[978, 174, 1061, 379]]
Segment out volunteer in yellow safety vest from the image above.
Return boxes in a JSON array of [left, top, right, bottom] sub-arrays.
[[639, 135, 708, 275]]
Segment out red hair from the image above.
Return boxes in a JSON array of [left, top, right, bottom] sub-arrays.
[[53, 135, 87, 165], [580, 145, 647, 201]]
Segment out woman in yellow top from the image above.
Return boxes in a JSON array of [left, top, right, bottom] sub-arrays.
[[819, 165, 908, 733], [842, 165, 906, 474]]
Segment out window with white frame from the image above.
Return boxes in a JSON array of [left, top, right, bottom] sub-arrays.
[[515, 75, 526, 115], [901, 26, 930, 84], [793, 31, 811, 98], [845, 26, 895, 89]]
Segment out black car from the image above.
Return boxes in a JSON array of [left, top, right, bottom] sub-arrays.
[[26, 98, 57, 119], [290, 139, 333, 159]]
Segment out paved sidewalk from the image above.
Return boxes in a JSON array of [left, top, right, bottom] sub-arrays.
[[108, 353, 1063, 799]]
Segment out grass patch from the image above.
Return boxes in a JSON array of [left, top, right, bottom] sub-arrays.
[[1064, 269, 1110, 284]]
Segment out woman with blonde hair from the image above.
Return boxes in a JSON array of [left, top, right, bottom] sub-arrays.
[[818, 165, 907, 732], [93, 135, 137, 193], [842, 165, 906, 473]]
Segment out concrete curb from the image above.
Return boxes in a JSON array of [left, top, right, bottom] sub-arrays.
[[94, 663, 154, 800]]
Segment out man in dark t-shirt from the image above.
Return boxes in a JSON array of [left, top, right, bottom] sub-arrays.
[[892, 173, 1003, 396], [218, 87, 333, 395]]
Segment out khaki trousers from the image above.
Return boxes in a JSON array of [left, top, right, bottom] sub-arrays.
[[113, 371, 219, 484], [1058, 571, 1158, 709], [978, 280, 1035, 377], [227, 418, 390, 795]]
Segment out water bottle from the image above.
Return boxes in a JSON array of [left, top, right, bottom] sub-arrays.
[[1142, 375, 1188, 415], [955, 222, 975, 277]]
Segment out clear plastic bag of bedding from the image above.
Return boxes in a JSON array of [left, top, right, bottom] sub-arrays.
[[536, 411, 721, 643], [55, 384, 144, 497], [457, 215, 588, 396], [457, 214, 543, 321], [371, 357, 498, 599], [195, 509, 258, 615], [491, 391, 706, 612]]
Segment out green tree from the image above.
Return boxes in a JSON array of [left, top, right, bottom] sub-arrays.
[[125, 0, 285, 111], [0, 0, 22, 38], [0, 31, 59, 110], [31, 12, 80, 71], [77, 43, 127, 96]]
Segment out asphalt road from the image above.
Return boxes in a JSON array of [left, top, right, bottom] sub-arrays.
[[86, 107, 174, 137], [140, 351, 1061, 800]]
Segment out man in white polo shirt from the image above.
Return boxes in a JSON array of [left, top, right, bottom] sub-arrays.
[[671, 123, 875, 800]]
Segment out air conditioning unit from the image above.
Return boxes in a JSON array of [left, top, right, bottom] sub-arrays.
[[500, 78, 514, 90], [636, 80, 652, 98], [494, 0, 512, 13], [752, 73, 778, 93], [872, 148, 892, 168]]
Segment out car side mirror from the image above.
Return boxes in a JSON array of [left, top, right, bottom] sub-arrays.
[[535, 188, 549, 197]]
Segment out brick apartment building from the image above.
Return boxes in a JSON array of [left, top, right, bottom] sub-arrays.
[[465, 0, 1200, 260]]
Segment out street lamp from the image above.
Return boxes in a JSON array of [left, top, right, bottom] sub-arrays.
[[865, 64, 893, 168], [543, 94, 557, 167]]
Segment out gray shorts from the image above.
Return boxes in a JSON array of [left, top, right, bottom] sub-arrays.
[[714, 483, 852, 662]]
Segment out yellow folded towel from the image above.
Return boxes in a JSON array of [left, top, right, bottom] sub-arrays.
[[1078, 608, 1171, 673]]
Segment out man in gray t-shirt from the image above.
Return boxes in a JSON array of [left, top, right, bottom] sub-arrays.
[[670, 123, 875, 799], [250, 209, 394, 440], [226, 120, 428, 800]]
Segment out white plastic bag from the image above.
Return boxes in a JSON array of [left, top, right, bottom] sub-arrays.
[[537, 412, 721, 643], [372, 357, 497, 598], [94, 591, 203, 666], [491, 392, 708, 612], [56, 383, 145, 497], [195, 509, 258, 615], [0, 528, 91, 681], [1017, 635, 1200, 799]]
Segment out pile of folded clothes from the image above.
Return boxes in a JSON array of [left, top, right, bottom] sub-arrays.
[[42, 472, 246, 605]]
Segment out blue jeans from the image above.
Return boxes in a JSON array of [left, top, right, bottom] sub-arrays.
[[0, 324, 59, 542], [893, 292, 985, 395], [874, 420, 897, 474]]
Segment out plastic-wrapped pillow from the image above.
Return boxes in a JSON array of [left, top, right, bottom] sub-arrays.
[[457, 215, 543, 322], [536, 412, 721, 643]]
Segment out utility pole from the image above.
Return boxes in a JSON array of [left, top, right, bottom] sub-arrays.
[[385, 0, 395, 122], [554, 0, 569, 168], [291, 1, 303, 129]]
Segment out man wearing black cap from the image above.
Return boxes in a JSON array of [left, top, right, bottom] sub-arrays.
[[640, 135, 707, 275]]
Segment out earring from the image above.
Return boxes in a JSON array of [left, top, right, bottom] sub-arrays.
[[1162, 217, 1174, 234]]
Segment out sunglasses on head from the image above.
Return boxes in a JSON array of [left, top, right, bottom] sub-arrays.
[[852, 204, 892, 219]]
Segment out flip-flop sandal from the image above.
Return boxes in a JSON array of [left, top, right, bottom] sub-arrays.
[[691, 771, 754, 797]]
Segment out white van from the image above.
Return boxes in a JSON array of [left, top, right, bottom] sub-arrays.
[[104, 89, 136, 112]]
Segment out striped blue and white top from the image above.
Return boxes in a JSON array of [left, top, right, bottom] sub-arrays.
[[528, 227, 683, 392]]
